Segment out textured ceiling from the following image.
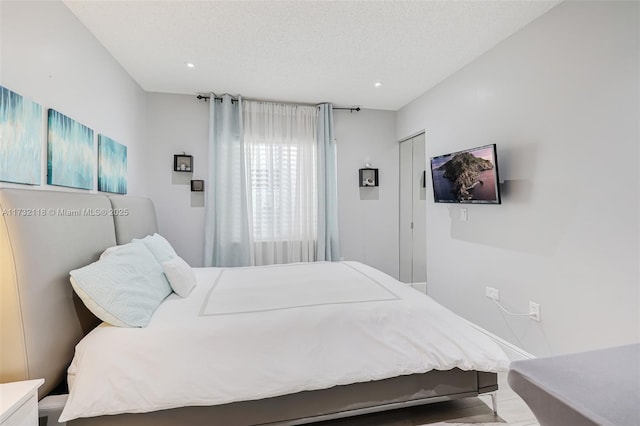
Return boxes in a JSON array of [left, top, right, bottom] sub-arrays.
[[64, 0, 560, 110]]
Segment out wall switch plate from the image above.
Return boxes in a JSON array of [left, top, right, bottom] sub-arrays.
[[485, 286, 499, 301], [460, 208, 468, 222], [529, 301, 540, 321]]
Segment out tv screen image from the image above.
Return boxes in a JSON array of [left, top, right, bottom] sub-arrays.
[[430, 144, 501, 204]]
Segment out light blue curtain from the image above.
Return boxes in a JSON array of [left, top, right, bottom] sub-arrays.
[[204, 94, 253, 267], [316, 103, 340, 261]]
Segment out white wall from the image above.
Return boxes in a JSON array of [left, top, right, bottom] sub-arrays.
[[397, 1, 639, 356], [0, 0, 148, 195], [334, 109, 399, 278], [145, 93, 209, 266]]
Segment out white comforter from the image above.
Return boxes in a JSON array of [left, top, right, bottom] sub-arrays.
[[60, 261, 508, 422]]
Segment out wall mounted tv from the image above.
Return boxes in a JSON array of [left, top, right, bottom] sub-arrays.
[[430, 143, 501, 204]]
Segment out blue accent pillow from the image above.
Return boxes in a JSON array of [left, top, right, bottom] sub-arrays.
[[70, 241, 172, 327]]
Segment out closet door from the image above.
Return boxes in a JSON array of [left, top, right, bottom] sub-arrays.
[[399, 133, 426, 284], [399, 140, 413, 283]]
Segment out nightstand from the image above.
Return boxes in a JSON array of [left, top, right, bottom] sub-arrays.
[[0, 379, 44, 426]]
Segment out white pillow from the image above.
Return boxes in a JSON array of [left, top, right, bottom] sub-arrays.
[[70, 241, 172, 327], [162, 256, 196, 297], [134, 233, 177, 264], [70, 276, 128, 327], [99, 244, 121, 260]]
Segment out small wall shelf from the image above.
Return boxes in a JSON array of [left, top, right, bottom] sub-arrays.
[[359, 168, 379, 187], [174, 154, 193, 172], [191, 180, 204, 192]]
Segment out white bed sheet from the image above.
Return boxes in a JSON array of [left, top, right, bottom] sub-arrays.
[[201, 262, 398, 315], [60, 261, 509, 422]]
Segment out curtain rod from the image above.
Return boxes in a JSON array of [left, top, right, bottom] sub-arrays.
[[195, 94, 360, 112]]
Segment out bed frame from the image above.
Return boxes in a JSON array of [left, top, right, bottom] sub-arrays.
[[0, 188, 497, 425]]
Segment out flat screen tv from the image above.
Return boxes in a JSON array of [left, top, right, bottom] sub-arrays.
[[430, 143, 501, 204]]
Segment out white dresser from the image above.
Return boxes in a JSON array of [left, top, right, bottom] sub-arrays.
[[0, 379, 44, 426]]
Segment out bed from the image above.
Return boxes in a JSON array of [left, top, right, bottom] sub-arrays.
[[0, 188, 508, 425]]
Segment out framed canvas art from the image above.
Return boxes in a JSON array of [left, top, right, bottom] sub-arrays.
[[47, 109, 94, 190], [98, 134, 127, 194], [0, 86, 43, 185]]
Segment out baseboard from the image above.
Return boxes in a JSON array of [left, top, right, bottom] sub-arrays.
[[463, 320, 535, 361], [410, 282, 427, 294]]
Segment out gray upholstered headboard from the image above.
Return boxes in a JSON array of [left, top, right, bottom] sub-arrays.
[[108, 194, 158, 245], [0, 188, 158, 398]]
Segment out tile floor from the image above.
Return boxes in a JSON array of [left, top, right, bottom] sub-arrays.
[[315, 372, 538, 426]]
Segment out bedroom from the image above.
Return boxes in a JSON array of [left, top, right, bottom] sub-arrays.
[[0, 1, 638, 425]]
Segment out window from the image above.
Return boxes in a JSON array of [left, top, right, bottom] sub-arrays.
[[248, 143, 315, 241], [243, 102, 318, 253]]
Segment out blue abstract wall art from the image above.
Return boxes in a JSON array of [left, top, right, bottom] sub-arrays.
[[47, 109, 94, 189], [98, 134, 127, 194], [0, 86, 43, 185]]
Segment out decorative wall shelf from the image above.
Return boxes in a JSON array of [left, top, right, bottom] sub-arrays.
[[191, 180, 204, 192], [174, 154, 193, 172], [359, 167, 379, 187]]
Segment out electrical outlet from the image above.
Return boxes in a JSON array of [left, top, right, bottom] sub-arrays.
[[529, 301, 540, 321], [485, 286, 499, 301]]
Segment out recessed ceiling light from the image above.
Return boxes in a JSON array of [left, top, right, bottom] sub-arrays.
[[374, 81, 383, 88], [185, 62, 195, 68]]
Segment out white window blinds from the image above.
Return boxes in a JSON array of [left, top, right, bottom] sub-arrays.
[[243, 101, 318, 265]]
